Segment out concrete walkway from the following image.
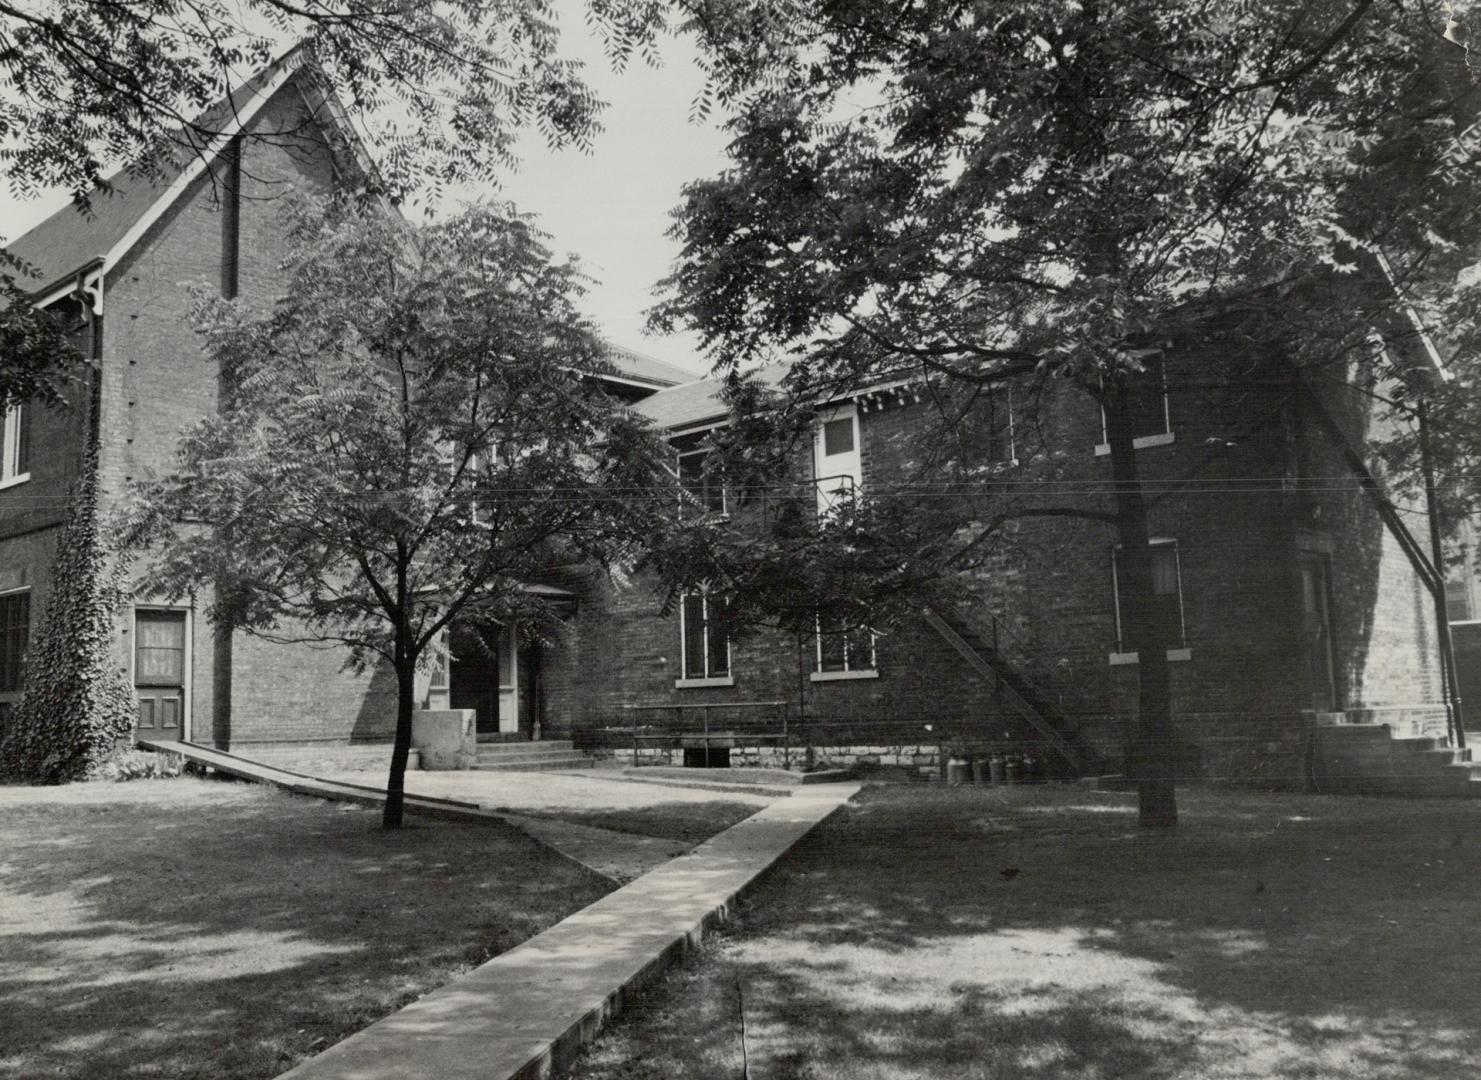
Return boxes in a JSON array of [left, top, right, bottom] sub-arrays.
[[277, 782, 860, 1080]]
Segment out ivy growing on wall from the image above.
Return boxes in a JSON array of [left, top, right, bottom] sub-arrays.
[[0, 452, 135, 783]]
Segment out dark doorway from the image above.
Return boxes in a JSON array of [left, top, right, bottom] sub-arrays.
[[448, 622, 514, 736]]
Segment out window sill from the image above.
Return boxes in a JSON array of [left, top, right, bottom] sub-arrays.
[[675, 676, 734, 689], [0, 472, 31, 491], [1109, 648, 1192, 666], [810, 669, 880, 682], [1094, 432, 1175, 456]]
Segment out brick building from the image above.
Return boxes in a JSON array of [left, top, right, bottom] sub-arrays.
[[537, 342, 1461, 790], [0, 52, 1462, 790], [0, 51, 694, 772]]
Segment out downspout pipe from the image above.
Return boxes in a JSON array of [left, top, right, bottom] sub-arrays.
[[1418, 398, 1466, 749]]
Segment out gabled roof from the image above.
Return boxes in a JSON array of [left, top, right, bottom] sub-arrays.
[[3, 49, 336, 300], [634, 375, 732, 429], [634, 366, 790, 430], [603, 343, 703, 388], [634, 363, 931, 432]]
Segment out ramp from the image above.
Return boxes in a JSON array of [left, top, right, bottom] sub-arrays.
[[136, 739, 498, 823]]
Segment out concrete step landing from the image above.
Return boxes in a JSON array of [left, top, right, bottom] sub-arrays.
[[473, 741, 595, 772], [1310, 723, 1481, 798], [475, 739, 575, 757]]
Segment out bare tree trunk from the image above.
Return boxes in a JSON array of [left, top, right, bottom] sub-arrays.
[[1105, 377, 1178, 828], [383, 620, 415, 830]]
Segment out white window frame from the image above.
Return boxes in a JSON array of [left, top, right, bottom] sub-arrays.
[[1109, 538, 1192, 665], [1, 404, 29, 489], [1095, 359, 1174, 455], [677, 445, 727, 517], [676, 591, 734, 688], [814, 405, 862, 515], [811, 614, 879, 682]]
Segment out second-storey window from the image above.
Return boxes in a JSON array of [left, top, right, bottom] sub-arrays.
[[814, 406, 862, 514], [1112, 539, 1186, 651], [681, 592, 730, 680], [1098, 358, 1171, 452], [1, 404, 30, 486], [677, 447, 726, 515], [0, 590, 30, 692]]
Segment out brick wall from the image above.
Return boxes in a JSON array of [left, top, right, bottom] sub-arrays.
[[542, 564, 1047, 759], [549, 344, 1449, 785], [0, 318, 93, 708], [96, 76, 388, 750]]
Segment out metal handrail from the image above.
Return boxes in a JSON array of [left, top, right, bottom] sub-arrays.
[[922, 607, 1085, 774], [953, 602, 1097, 718]]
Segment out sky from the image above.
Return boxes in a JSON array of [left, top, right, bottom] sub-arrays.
[[0, 1, 732, 378]]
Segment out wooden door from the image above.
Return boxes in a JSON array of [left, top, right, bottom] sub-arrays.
[[135, 610, 186, 740]]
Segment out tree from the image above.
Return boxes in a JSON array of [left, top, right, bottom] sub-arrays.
[[649, 1, 1481, 825], [0, 0, 672, 414], [0, 271, 85, 410], [0, 451, 136, 783], [125, 199, 681, 828], [0, 0, 685, 210]]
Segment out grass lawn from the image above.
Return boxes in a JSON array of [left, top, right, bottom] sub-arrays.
[[0, 777, 613, 1080], [563, 784, 1481, 1080], [501, 800, 762, 843]]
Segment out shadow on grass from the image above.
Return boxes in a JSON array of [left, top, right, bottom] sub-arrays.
[[501, 800, 761, 843], [0, 779, 612, 1080], [566, 786, 1481, 1080]]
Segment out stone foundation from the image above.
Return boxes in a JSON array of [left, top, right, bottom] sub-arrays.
[[594, 742, 947, 772]]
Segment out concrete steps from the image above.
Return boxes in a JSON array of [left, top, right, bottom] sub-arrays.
[[1310, 722, 1481, 797], [472, 739, 595, 772]]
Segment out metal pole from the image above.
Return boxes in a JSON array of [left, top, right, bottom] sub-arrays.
[[796, 630, 809, 767], [1419, 398, 1466, 749]]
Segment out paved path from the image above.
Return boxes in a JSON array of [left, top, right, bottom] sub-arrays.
[[276, 783, 860, 1080], [143, 741, 780, 884], [138, 740, 504, 821], [317, 767, 775, 813]]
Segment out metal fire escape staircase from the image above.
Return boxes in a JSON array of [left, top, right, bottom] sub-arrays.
[[921, 606, 1089, 776]]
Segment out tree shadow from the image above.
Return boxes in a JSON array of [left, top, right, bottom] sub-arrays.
[[0, 779, 612, 1080], [566, 785, 1481, 1080]]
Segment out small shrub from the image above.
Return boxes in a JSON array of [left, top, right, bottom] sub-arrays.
[[91, 748, 185, 783]]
